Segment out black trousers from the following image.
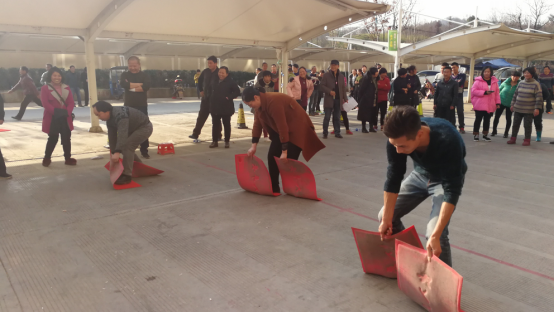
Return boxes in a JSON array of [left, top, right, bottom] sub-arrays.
[[492, 106, 512, 135], [83, 84, 89, 106], [45, 119, 71, 160], [534, 109, 543, 132], [340, 111, 350, 131], [192, 98, 211, 137], [377, 101, 387, 126], [212, 115, 231, 142], [267, 129, 302, 193], [309, 87, 320, 114], [132, 106, 150, 154], [512, 112, 533, 139], [454, 93, 465, 129], [473, 110, 492, 135], [15, 94, 43, 119], [0, 146, 6, 175], [546, 90, 552, 113], [436, 106, 455, 125]]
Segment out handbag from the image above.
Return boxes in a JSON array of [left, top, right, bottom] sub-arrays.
[[48, 84, 74, 121]]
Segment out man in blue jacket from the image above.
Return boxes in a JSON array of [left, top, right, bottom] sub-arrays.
[[378, 106, 467, 267]]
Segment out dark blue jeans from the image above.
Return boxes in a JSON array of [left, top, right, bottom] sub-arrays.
[[378, 171, 453, 267], [70, 87, 81, 105], [323, 99, 341, 136]]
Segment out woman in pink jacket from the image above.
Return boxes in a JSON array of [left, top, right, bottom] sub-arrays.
[[470, 66, 500, 142], [41, 67, 76, 167], [287, 67, 314, 112]]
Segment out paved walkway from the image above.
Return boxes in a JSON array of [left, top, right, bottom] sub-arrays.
[[0, 101, 553, 311]]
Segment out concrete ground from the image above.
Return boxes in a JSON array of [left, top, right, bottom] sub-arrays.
[[0, 99, 553, 311]]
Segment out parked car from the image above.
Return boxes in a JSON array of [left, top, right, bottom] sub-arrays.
[[494, 67, 521, 86], [416, 70, 439, 87]]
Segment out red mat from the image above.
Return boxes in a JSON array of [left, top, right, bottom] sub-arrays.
[[107, 159, 141, 190], [235, 154, 276, 196], [0, 129, 11, 132], [104, 161, 164, 178], [352, 226, 423, 278], [396, 240, 464, 312], [274, 157, 320, 201]]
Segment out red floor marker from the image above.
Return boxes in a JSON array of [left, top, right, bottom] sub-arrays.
[[0, 129, 11, 132], [235, 154, 275, 196], [107, 159, 141, 190], [352, 226, 423, 278], [396, 240, 464, 312], [131, 162, 164, 178], [274, 157, 320, 201]]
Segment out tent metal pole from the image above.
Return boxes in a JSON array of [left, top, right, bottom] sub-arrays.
[[85, 38, 103, 133], [467, 56, 475, 104]]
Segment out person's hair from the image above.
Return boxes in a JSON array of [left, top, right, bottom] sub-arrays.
[[20, 66, 29, 72], [543, 65, 550, 71], [45, 67, 65, 83], [207, 55, 218, 63], [196, 69, 201, 72], [299, 66, 307, 73], [441, 62, 449, 67], [523, 67, 536, 77], [362, 65, 367, 69], [288, 68, 293, 73], [397, 68, 408, 76], [384, 106, 422, 140], [407, 65, 416, 73], [262, 70, 272, 78], [293, 64, 299, 69], [256, 68, 262, 72], [377, 63, 381, 67], [443, 66, 452, 72], [219, 66, 229, 74], [357, 69, 363, 73], [46, 63, 52, 67], [92, 101, 113, 113], [379, 68, 388, 75], [271, 64, 276, 67], [70, 65, 75, 69], [481, 66, 494, 79], [127, 56, 140, 64], [262, 62, 267, 66], [451, 62, 459, 67], [320, 70, 325, 74], [369, 67, 379, 77], [512, 71, 521, 77], [288, 64, 292, 67], [242, 86, 260, 102]]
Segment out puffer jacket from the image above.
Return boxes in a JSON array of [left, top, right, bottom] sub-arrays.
[[377, 76, 391, 103], [471, 76, 500, 113], [286, 75, 314, 101], [499, 77, 519, 107]]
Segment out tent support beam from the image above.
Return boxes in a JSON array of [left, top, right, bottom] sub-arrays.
[[85, 38, 102, 133], [87, 0, 135, 39], [280, 48, 289, 94], [467, 56, 475, 104]]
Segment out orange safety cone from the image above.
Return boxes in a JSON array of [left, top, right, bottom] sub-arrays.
[[237, 103, 249, 129]]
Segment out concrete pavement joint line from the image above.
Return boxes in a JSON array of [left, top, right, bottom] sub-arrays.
[[0, 251, 23, 312], [191, 159, 554, 284]]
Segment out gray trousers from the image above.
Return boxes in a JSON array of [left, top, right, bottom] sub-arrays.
[[511, 112, 533, 140], [122, 123, 153, 176]]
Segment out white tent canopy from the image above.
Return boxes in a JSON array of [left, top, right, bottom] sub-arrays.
[[0, 0, 390, 132]]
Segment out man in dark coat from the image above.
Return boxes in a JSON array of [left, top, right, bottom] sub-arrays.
[[319, 60, 348, 139], [242, 87, 325, 194], [393, 68, 411, 106], [189, 55, 221, 141], [358, 67, 379, 132], [209, 66, 241, 148], [406, 65, 422, 108], [434, 66, 458, 125]]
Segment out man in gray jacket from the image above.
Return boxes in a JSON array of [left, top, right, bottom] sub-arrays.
[[93, 101, 153, 185], [319, 60, 348, 138]]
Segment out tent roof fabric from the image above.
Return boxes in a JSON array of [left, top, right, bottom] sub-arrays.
[[474, 58, 519, 70]]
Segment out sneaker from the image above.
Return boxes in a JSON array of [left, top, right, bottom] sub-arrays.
[[373, 126, 378, 132], [188, 134, 198, 140], [346, 130, 353, 135], [491, 131, 497, 137], [507, 137, 517, 144], [459, 128, 465, 134], [225, 142, 230, 148], [503, 134, 508, 138], [141, 152, 150, 159], [114, 174, 132, 185], [547, 112, 553, 115], [473, 135, 479, 142], [78, 104, 84, 107], [483, 135, 491, 142], [361, 128, 369, 133], [522, 139, 531, 146], [209, 142, 218, 148], [323, 134, 328, 139], [550, 142, 554, 144], [11, 116, 21, 121], [369, 128, 377, 133], [0, 173, 12, 179], [335, 134, 343, 138], [42, 158, 52, 167], [64, 158, 77, 165]]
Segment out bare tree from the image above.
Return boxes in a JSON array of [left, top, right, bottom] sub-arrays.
[[527, 0, 553, 30]]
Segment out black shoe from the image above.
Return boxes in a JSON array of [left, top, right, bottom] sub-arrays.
[[78, 104, 84, 107], [361, 128, 369, 133], [225, 142, 230, 148], [114, 174, 132, 185], [474, 135, 479, 142], [335, 134, 343, 138], [369, 128, 377, 133], [209, 142, 218, 148], [483, 135, 492, 142], [503, 134, 508, 138], [0, 173, 12, 179], [491, 131, 497, 137], [550, 142, 554, 144], [11, 116, 21, 121], [188, 134, 198, 140], [141, 152, 150, 159], [323, 134, 328, 139]]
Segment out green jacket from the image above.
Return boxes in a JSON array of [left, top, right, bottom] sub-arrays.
[[499, 77, 519, 107]]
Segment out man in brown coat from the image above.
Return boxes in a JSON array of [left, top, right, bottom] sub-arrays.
[[242, 87, 325, 194], [319, 60, 348, 138], [8, 66, 43, 120]]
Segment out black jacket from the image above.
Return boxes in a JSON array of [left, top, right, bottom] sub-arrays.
[[210, 76, 241, 116], [0, 93, 4, 121], [120, 71, 151, 107], [393, 77, 410, 106], [434, 78, 458, 107], [81, 71, 87, 88], [357, 75, 377, 122], [198, 67, 219, 101]]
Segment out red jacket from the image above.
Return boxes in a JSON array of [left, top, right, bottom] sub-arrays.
[[377, 77, 391, 103]]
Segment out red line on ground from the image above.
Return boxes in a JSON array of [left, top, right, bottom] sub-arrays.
[[190, 160, 554, 282]]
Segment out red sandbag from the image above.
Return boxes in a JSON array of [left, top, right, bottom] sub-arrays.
[[396, 240, 464, 312], [0, 129, 11, 132], [273, 157, 320, 201], [235, 154, 276, 196], [107, 159, 141, 190], [352, 226, 423, 278], [104, 161, 163, 178]]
